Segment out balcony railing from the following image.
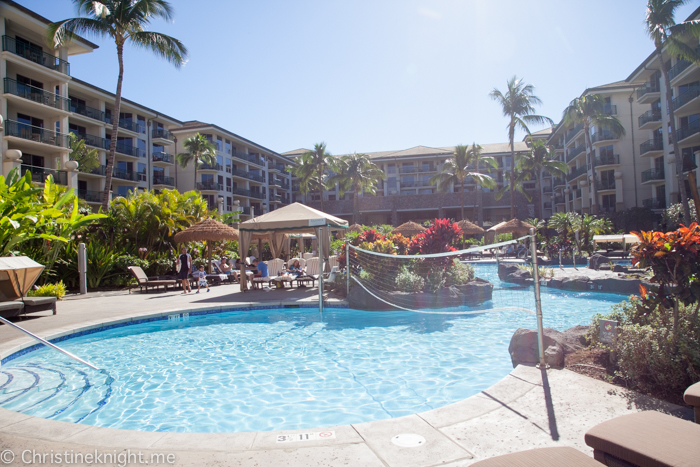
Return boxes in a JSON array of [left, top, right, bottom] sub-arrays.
[[232, 151, 263, 166], [292, 184, 300, 192], [604, 104, 617, 116], [643, 198, 666, 209], [268, 162, 287, 172], [3, 78, 71, 111], [683, 155, 698, 172], [72, 131, 109, 150], [231, 167, 265, 182], [199, 162, 221, 171], [152, 151, 173, 164], [115, 143, 145, 158], [401, 180, 434, 188], [542, 186, 553, 194], [566, 145, 586, 163], [118, 119, 146, 134], [153, 175, 175, 186], [543, 201, 552, 209], [638, 110, 662, 128], [672, 85, 700, 111], [197, 181, 220, 191], [676, 119, 700, 143], [270, 195, 282, 203], [567, 165, 587, 181], [88, 164, 106, 176], [595, 179, 616, 191], [20, 164, 67, 185], [565, 123, 584, 142], [637, 81, 661, 99], [2, 35, 70, 75], [5, 120, 69, 147], [551, 141, 564, 150], [269, 178, 283, 186], [553, 177, 565, 187], [77, 189, 102, 203], [554, 195, 565, 204], [232, 187, 265, 199], [641, 168, 665, 183], [591, 131, 617, 144], [71, 101, 108, 123], [594, 154, 620, 166], [599, 205, 616, 213], [668, 57, 692, 81], [575, 188, 582, 199], [152, 128, 174, 141], [640, 138, 664, 155], [239, 206, 251, 215], [113, 169, 141, 182]]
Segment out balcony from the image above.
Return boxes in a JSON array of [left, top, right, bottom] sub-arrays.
[[676, 119, 700, 145], [683, 154, 698, 172], [641, 167, 665, 183], [671, 85, 700, 115], [5, 120, 69, 148], [239, 206, 251, 215], [668, 58, 692, 82], [152, 128, 174, 141], [551, 141, 564, 150], [112, 169, 141, 182], [268, 161, 286, 172], [3, 78, 71, 112], [554, 195, 566, 205], [77, 189, 102, 203], [565, 123, 584, 144], [643, 198, 666, 209], [232, 151, 264, 167], [594, 154, 620, 167], [72, 132, 109, 150], [638, 110, 662, 130], [87, 164, 106, 176], [153, 175, 175, 186], [231, 167, 265, 183], [232, 187, 264, 199], [199, 162, 221, 171], [599, 205, 616, 213], [639, 138, 664, 157], [595, 179, 616, 191], [591, 131, 618, 145], [152, 151, 173, 164], [542, 186, 553, 194], [292, 184, 300, 192], [543, 201, 552, 209], [270, 195, 282, 203], [269, 177, 283, 187], [553, 177, 565, 188], [71, 101, 108, 123], [401, 180, 434, 188], [636, 81, 661, 104], [604, 104, 617, 116], [197, 180, 221, 191], [566, 145, 586, 163], [118, 119, 146, 134], [20, 164, 67, 185], [567, 165, 587, 181], [575, 188, 582, 199], [115, 143, 145, 158], [2, 35, 70, 75]]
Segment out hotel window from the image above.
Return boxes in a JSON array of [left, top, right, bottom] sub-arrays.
[[225, 139, 232, 154], [21, 153, 44, 167], [153, 144, 164, 154], [137, 115, 146, 133], [601, 194, 616, 212], [69, 123, 86, 136], [116, 186, 132, 197], [599, 145, 614, 158], [225, 158, 232, 173], [137, 138, 146, 155], [216, 136, 223, 152], [226, 178, 232, 191], [421, 161, 433, 172], [119, 112, 132, 122], [328, 194, 336, 201], [387, 164, 396, 175], [217, 155, 224, 169], [402, 163, 414, 173]]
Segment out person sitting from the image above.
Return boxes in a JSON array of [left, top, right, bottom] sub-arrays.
[[287, 259, 304, 277], [251, 258, 270, 286], [220, 258, 232, 275]]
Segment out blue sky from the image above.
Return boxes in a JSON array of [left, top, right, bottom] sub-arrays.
[[19, 0, 699, 155]]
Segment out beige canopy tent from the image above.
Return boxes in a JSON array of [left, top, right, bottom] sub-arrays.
[[238, 203, 349, 296], [593, 234, 640, 252], [0, 256, 44, 300], [173, 218, 239, 273]]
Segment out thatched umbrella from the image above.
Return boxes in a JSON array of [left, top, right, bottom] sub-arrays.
[[392, 221, 426, 237], [456, 219, 485, 236], [486, 218, 535, 243], [173, 218, 239, 273], [347, 223, 363, 233]]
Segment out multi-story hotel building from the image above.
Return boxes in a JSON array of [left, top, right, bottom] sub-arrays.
[[0, 0, 292, 215]]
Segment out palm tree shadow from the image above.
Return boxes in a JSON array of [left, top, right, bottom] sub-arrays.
[[607, 387, 694, 421]]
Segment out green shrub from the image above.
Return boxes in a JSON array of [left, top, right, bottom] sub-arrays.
[[395, 266, 425, 293], [113, 255, 148, 272], [146, 256, 174, 277], [28, 281, 66, 299], [445, 259, 475, 286]]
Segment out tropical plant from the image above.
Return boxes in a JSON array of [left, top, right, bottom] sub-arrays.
[[327, 153, 385, 224], [395, 266, 425, 293], [645, 0, 700, 223], [27, 281, 67, 299], [516, 140, 568, 219], [490, 76, 552, 217], [547, 212, 613, 255], [561, 94, 625, 214], [292, 142, 333, 211], [68, 133, 100, 173], [430, 144, 497, 223], [662, 199, 697, 228], [49, 0, 188, 211], [408, 218, 462, 255], [175, 133, 217, 189]]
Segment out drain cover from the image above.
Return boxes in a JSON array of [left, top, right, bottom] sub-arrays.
[[391, 433, 426, 447]]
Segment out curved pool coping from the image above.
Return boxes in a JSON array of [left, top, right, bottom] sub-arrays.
[[0, 302, 547, 465]]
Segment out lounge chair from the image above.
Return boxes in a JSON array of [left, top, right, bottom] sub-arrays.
[[0, 277, 57, 317], [471, 447, 600, 466], [684, 381, 700, 423], [302, 252, 314, 260], [294, 257, 318, 288], [19, 296, 56, 315], [584, 410, 700, 466], [0, 301, 24, 318], [127, 266, 177, 293]]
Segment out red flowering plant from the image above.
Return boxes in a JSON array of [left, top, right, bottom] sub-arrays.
[[358, 228, 383, 244], [407, 219, 464, 292], [630, 223, 700, 342], [386, 233, 410, 255]]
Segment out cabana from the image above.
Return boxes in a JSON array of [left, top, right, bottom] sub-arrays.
[[592, 234, 640, 256], [238, 203, 348, 308]]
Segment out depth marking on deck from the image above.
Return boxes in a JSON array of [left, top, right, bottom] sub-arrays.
[[276, 431, 336, 443]]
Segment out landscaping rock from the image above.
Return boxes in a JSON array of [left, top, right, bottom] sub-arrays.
[[599, 263, 612, 271], [612, 265, 628, 273], [508, 326, 589, 369], [498, 263, 533, 285], [589, 254, 609, 270], [560, 275, 590, 291], [453, 278, 494, 305]]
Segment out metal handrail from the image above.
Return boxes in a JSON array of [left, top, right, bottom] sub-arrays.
[[0, 315, 99, 370]]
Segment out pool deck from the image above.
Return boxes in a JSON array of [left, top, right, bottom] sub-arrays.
[[0, 284, 692, 466]]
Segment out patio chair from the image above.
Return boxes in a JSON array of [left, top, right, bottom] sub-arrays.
[[302, 252, 313, 260], [471, 447, 600, 466], [19, 296, 56, 315], [294, 257, 318, 288], [289, 258, 306, 270], [127, 266, 177, 293], [251, 261, 274, 289], [328, 255, 339, 270], [0, 301, 24, 319], [684, 381, 700, 423], [584, 410, 700, 466]]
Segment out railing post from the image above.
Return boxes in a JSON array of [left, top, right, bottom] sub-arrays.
[[346, 241, 350, 296], [319, 227, 324, 314], [530, 228, 547, 369]]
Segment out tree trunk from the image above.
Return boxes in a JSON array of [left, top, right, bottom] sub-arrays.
[[477, 182, 484, 226], [102, 42, 125, 211], [353, 189, 359, 224], [194, 156, 198, 191], [659, 44, 692, 223], [461, 179, 466, 221], [672, 300, 680, 346], [510, 122, 516, 218], [535, 175, 541, 220], [319, 162, 325, 212], [585, 122, 598, 215]]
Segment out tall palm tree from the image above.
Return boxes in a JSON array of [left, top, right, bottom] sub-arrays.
[[430, 144, 497, 223], [67, 133, 100, 173], [490, 76, 552, 218], [293, 142, 333, 211], [48, 0, 188, 211], [646, 0, 700, 223], [327, 153, 385, 224], [516, 139, 569, 219], [175, 133, 217, 190], [562, 94, 625, 214]]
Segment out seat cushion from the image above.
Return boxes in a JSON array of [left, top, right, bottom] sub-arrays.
[[471, 447, 599, 467], [0, 301, 24, 317], [684, 382, 700, 407], [145, 280, 176, 286], [585, 411, 700, 467], [20, 296, 56, 306]]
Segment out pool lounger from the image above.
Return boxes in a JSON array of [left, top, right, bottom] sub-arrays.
[[685, 381, 700, 423], [471, 447, 600, 466]]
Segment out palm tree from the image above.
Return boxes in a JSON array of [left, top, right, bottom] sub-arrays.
[[327, 153, 385, 224], [48, 0, 188, 211], [430, 144, 497, 223], [68, 133, 100, 173], [562, 94, 625, 215], [293, 142, 333, 211], [175, 133, 217, 190], [645, 0, 700, 223], [490, 76, 552, 218], [516, 139, 569, 219]]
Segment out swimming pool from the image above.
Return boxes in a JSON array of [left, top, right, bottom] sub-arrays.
[[0, 264, 628, 433]]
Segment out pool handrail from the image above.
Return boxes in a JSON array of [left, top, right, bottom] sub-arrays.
[[0, 315, 99, 370]]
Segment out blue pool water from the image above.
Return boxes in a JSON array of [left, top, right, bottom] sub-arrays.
[[0, 264, 628, 433]]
